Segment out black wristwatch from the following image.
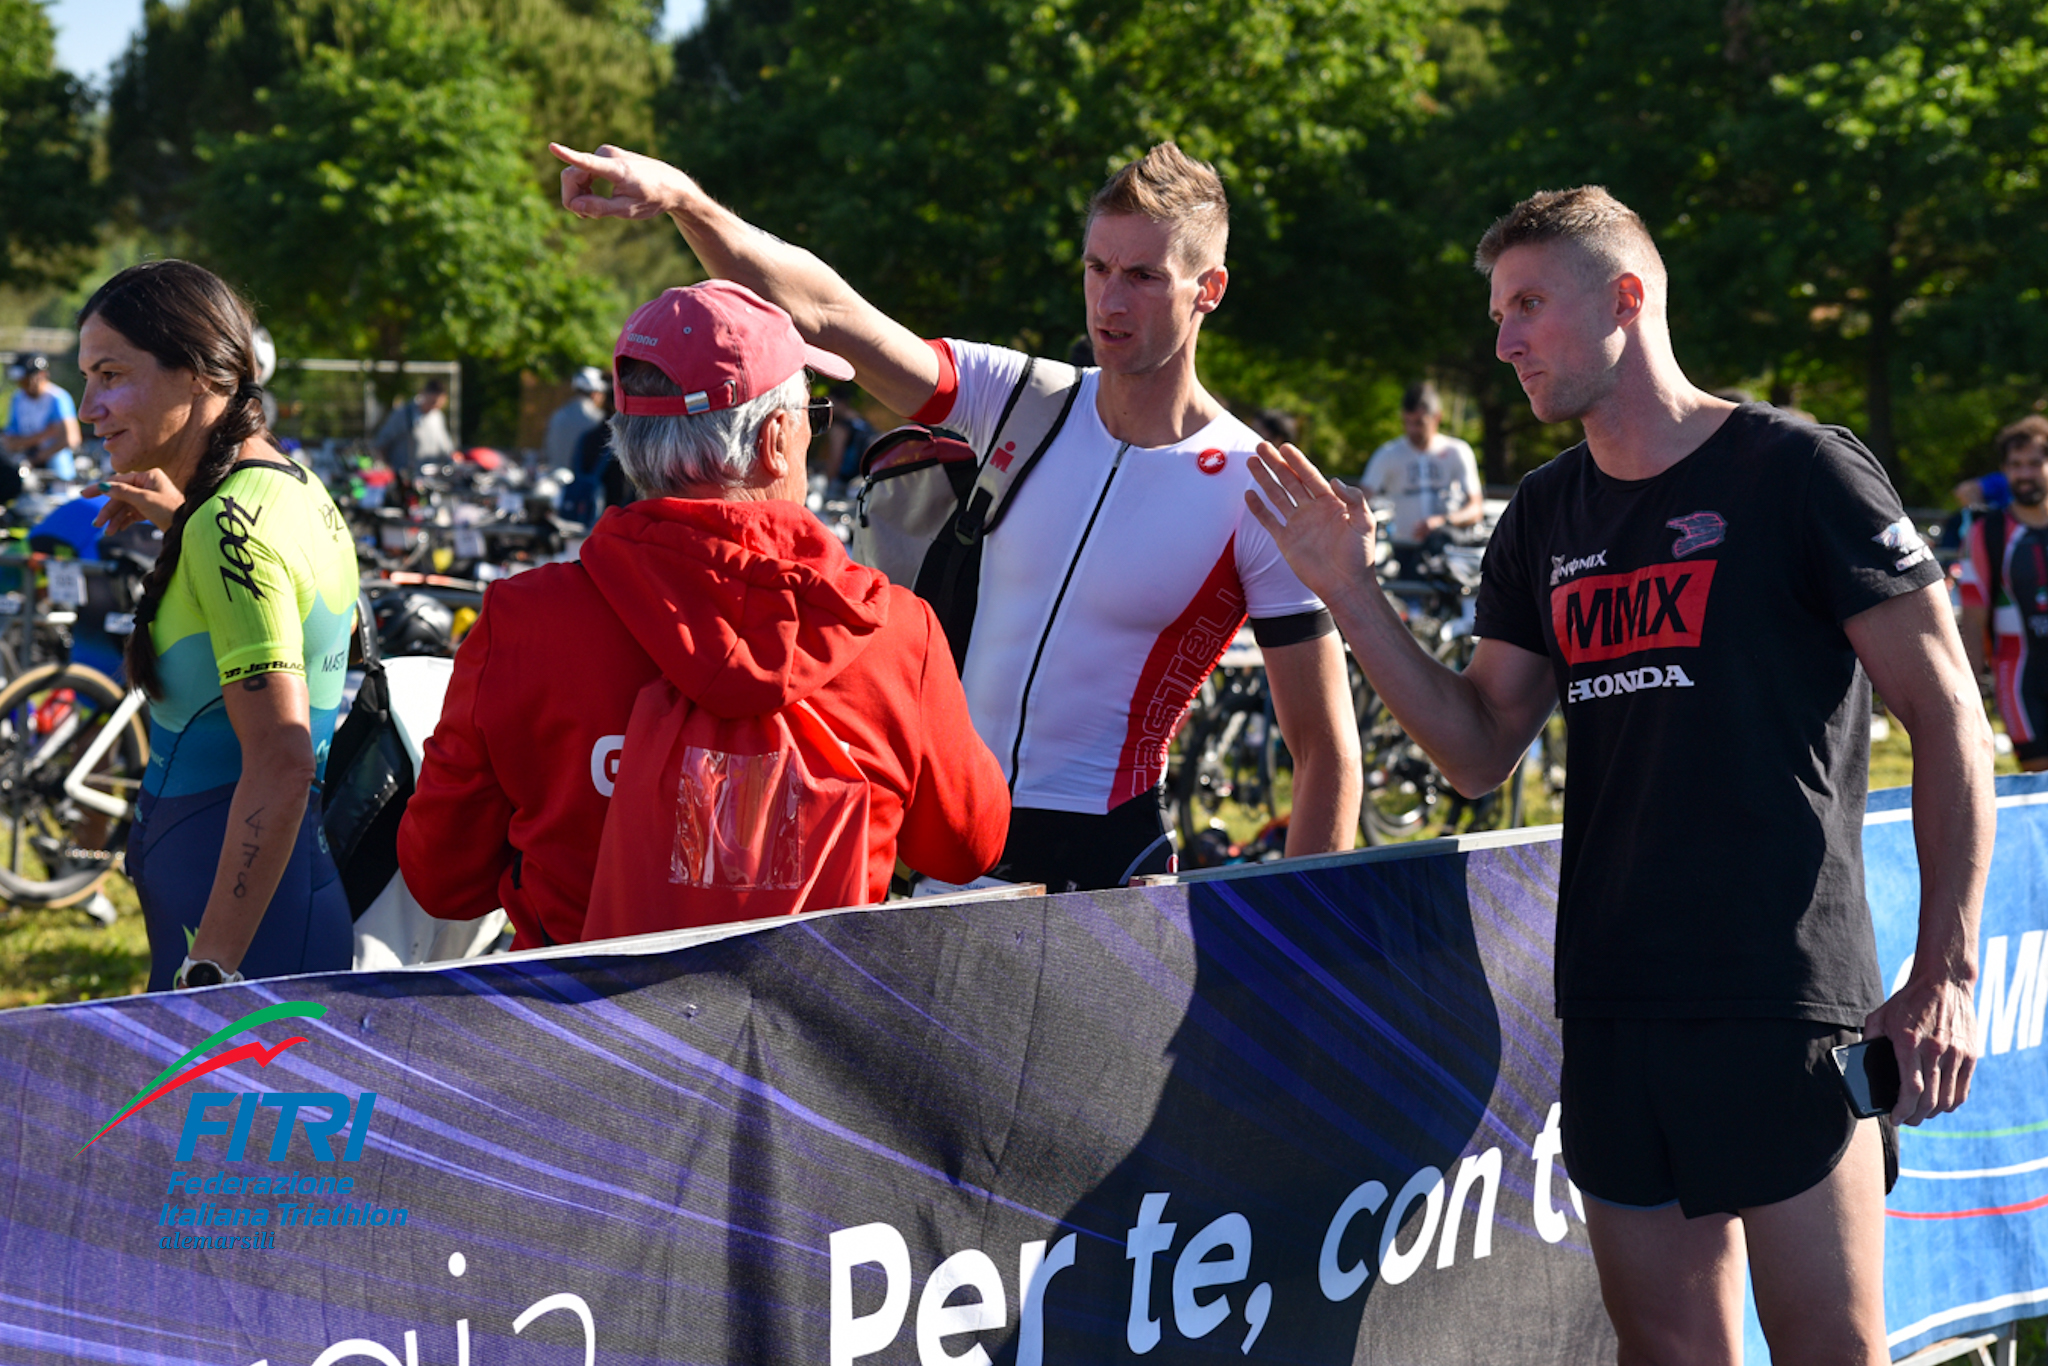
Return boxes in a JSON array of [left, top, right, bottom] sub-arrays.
[[173, 957, 244, 990]]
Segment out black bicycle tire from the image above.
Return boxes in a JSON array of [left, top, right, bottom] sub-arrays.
[[0, 662, 146, 908]]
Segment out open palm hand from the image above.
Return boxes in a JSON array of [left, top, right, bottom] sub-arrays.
[[1243, 441, 1381, 614]]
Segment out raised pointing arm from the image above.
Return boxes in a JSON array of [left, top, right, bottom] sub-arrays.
[[551, 142, 942, 417]]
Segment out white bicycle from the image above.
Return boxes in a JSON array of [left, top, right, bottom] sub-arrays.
[[0, 661, 148, 907]]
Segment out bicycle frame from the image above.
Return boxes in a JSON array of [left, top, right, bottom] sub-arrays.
[[61, 687, 147, 821]]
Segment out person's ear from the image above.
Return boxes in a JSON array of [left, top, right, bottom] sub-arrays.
[[1195, 264, 1228, 315], [756, 407, 793, 482], [1614, 272, 1646, 327]]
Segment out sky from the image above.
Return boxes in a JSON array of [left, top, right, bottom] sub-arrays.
[[47, 0, 707, 85]]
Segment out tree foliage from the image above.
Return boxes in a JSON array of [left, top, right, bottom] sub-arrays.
[[0, 0, 102, 289], [108, 0, 667, 232], [1453, 0, 2048, 492], [42, 0, 2048, 483], [190, 0, 614, 370], [665, 0, 1436, 369]]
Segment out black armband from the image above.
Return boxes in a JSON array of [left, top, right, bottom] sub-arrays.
[[1249, 608, 1335, 648]]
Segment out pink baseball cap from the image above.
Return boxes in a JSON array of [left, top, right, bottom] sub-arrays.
[[613, 280, 854, 418]]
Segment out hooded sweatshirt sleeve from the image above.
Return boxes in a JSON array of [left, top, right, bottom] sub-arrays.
[[895, 599, 1010, 881], [398, 600, 517, 924]]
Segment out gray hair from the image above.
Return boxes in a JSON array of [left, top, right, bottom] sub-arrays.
[[609, 362, 808, 495]]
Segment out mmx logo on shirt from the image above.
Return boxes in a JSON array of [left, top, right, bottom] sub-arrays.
[[1549, 562, 1717, 665]]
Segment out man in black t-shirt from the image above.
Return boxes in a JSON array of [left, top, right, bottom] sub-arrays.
[[1245, 188, 1992, 1363]]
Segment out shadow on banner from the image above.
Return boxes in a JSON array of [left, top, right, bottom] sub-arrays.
[[996, 843, 1614, 1362]]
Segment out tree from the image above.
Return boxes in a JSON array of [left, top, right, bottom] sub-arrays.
[[1466, 0, 2048, 494], [189, 0, 614, 373], [662, 0, 1438, 458], [108, 0, 667, 233], [0, 0, 101, 288]]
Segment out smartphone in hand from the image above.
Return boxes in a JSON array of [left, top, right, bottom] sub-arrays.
[[1832, 1038, 1902, 1118]]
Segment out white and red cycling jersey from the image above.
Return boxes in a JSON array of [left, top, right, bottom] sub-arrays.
[[913, 338, 1330, 814], [1959, 511, 2048, 757]]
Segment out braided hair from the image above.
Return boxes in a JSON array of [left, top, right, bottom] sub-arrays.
[[77, 261, 271, 700]]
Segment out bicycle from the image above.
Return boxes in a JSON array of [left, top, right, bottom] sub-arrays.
[[1356, 542, 1533, 844], [0, 555, 152, 907], [1169, 629, 1287, 868]]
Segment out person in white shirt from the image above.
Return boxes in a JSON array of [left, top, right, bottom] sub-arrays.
[[544, 366, 608, 469], [372, 379, 456, 479], [1358, 382, 1482, 545]]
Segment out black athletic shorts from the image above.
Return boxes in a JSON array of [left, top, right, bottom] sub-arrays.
[[1560, 1017, 1894, 1219], [992, 788, 1176, 894]]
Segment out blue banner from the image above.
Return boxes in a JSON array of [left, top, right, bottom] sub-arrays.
[[1, 777, 2043, 1364], [1853, 773, 2048, 1359]]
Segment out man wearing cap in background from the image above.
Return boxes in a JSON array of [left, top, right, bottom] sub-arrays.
[[398, 281, 1012, 947], [4, 354, 81, 489], [544, 365, 609, 470]]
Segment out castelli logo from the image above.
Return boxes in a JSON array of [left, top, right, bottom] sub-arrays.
[[1197, 449, 1228, 475], [991, 440, 1019, 473]]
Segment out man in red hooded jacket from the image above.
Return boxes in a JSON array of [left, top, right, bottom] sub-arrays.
[[397, 281, 1010, 948]]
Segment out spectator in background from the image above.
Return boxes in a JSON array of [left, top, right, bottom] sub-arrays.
[[564, 382, 634, 523], [1958, 415, 2048, 772], [1955, 470, 2013, 511], [545, 365, 608, 469], [5, 353, 81, 486], [823, 383, 876, 493], [372, 377, 455, 478], [1358, 381, 1482, 547], [399, 281, 1010, 947]]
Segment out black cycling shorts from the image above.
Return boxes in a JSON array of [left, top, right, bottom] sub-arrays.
[[992, 788, 1176, 894], [1560, 1017, 1890, 1219]]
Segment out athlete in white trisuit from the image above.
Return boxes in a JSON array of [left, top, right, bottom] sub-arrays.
[[550, 139, 1362, 891]]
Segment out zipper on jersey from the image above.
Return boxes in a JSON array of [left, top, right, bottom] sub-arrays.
[[1007, 440, 1130, 790]]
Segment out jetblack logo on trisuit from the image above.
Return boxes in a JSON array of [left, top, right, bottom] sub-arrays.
[[1549, 561, 1717, 664]]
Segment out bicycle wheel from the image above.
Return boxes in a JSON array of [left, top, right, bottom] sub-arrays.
[[1432, 630, 1523, 834], [1172, 673, 1275, 865], [1359, 628, 1522, 844], [0, 662, 147, 907]]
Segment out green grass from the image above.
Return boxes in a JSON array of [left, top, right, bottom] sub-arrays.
[[1871, 699, 2022, 791], [0, 870, 149, 1010]]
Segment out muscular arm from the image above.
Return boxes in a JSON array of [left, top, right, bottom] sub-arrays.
[[1850, 582, 1996, 1124], [550, 143, 942, 417], [1263, 632, 1360, 856], [1245, 442, 1555, 794], [185, 673, 317, 974]]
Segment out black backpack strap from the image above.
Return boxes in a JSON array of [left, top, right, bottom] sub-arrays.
[[353, 590, 383, 669], [952, 358, 1082, 546]]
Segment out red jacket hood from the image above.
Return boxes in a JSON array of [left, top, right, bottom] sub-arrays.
[[577, 498, 892, 716]]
